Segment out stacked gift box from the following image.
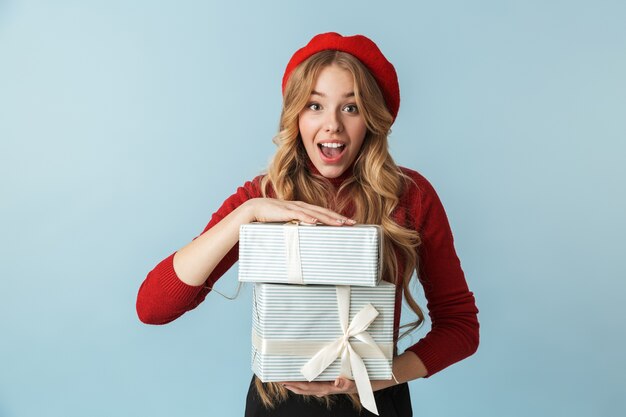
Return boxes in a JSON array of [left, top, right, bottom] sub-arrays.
[[238, 222, 396, 415]]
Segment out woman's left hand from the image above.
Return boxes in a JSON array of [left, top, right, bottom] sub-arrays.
[[280, 377, 357, 397]]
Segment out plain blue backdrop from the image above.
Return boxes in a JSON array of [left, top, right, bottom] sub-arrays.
[[1, 1, 625, 416]]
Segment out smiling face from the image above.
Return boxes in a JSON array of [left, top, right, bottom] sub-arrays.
[[298, 65, 368, 179]]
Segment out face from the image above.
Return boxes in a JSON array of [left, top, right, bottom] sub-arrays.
[[298, 65, 367, 179]]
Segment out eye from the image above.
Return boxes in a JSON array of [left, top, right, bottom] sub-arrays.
[[343, 104, 359, 114], [307, 102, 322, 111]]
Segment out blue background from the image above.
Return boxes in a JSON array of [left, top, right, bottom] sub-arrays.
[[1, 1, 625, 416]]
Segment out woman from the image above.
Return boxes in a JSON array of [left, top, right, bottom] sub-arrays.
[[137, 32, 479, 416]]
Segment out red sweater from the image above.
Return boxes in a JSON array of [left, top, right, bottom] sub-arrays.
[[136, 167, 479, 377]]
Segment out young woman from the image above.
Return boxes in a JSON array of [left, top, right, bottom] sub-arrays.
[[136, 32, 479, 417]]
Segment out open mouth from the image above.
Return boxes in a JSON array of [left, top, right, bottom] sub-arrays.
[[318, 142, 346, 160]]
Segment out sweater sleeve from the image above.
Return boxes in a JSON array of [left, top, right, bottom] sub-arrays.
[[403, 172, 480, 377], [136, 176, 264, 325]]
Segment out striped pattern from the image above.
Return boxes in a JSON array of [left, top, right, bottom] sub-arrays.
[[239, 223, 382, 287], [251, 282, 395, 382]]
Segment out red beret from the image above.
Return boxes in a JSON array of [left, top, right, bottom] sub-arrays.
[[282, 32, 400, 121]]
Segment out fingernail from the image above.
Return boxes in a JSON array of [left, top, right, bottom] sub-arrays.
[[347, 219, 356, 225], [336, 218, 346, 224]]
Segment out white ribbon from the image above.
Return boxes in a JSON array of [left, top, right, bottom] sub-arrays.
[[284, 222, 304, 284], [300, 286, 389, 416], [251, 332, 393, 358]]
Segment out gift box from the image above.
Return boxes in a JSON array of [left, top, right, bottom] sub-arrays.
[[239, 222, 382, 287], [251, 281, 395, 382]]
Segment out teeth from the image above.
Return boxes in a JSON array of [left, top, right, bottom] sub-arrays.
[[320, 143, 344, 148]]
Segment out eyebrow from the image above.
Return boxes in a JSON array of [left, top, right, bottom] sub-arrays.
[[311, 90, 355, 98]]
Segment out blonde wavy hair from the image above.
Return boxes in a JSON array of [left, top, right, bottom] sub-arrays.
[[257, 50, 424, 410]]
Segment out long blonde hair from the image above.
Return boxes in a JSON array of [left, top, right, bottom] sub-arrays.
[[257, 50, 424, 410]]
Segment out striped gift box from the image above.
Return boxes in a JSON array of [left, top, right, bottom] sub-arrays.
[[251, 281, 395, 382], [239, 222, 382, 287]]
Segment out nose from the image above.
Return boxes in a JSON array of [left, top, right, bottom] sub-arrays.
[[325, 110, 343, 133]]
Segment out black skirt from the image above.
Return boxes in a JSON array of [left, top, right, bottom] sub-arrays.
[[244, 376, 412, 417]]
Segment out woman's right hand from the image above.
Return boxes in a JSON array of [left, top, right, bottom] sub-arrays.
[[172, 198, 355, 287], [243, 198, 356, 226]]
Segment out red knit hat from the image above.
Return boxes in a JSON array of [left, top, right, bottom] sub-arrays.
[[282, 32, 400, 121]]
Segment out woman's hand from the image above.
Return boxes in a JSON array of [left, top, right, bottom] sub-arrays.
[[171, 197, 355, 286], [278, 353, 428, 397], [280, 377, 357, 397], [243, 198, 356, 226]]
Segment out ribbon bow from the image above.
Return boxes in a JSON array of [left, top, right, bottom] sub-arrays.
[[300, 286, 389, 415]]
